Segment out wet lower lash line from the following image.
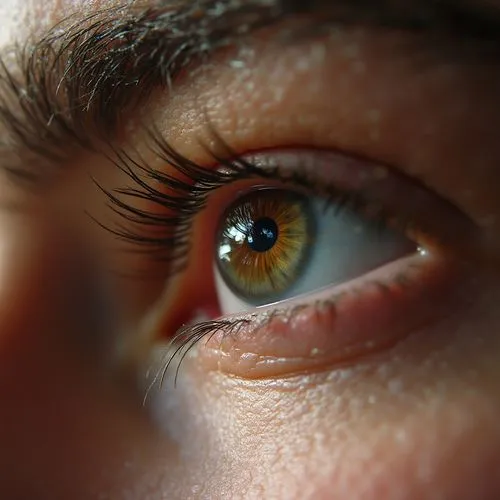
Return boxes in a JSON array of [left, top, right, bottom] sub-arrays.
[[151, 270, 413, 389], [149, 258, 427, 390], [96, 127, 423, 387], [153, 304, 317, 389]]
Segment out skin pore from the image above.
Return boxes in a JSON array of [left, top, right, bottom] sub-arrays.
[[0, 1, 499, 499]]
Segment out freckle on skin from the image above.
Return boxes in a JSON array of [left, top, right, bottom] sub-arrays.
[[388, 378, 404, 394], [372, 166, 388, 180], [367, 109, 381, 124], [352, 60, 366, 75], [342, 43, 360, 59], [478, 215, 497, 228]]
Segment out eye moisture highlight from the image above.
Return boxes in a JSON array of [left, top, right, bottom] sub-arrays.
[[131, 142, 476, 382], [216, 189, 314, 305], [177, 254, 465, 379]]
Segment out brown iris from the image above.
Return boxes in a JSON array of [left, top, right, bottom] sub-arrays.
[[216, 189, 314, 304]]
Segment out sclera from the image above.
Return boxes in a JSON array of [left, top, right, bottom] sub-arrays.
[[200, 254, 464, 379]]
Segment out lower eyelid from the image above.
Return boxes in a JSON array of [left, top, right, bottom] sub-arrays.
[[138, 147, 479, 377], [185, 253, 468, 379]]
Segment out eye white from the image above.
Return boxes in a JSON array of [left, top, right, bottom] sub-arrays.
[[215, 198, 415, 315]]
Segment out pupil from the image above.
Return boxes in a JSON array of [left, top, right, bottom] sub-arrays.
[[247, 217, 279, 253]]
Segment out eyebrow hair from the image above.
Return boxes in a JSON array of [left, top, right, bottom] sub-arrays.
[[0, 0, 499, 181]]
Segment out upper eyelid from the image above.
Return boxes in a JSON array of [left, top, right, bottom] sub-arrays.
[[0, 1, 329, 179], [96, 127, 478, 287], [2, 1, 500, 182], [94, 129, 282, 266]]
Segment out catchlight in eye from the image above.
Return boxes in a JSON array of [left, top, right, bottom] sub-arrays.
[[214, 186, 416, 315], [216, 189, 314, 305]]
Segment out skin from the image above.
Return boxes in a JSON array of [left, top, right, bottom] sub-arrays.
[[0, 1, 500, 499]]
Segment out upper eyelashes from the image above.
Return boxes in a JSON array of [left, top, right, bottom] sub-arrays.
[[96, 127, 419, 282], [96, 129, 271, 268], [100, 124, 481, 385]]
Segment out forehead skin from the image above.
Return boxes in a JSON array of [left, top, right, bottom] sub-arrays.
[[2, 0, 500, 48], [0, 0, 100, 44], [0, 0, 164, 46]]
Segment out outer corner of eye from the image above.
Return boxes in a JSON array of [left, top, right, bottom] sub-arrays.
[[185, 172, 462, 378], [162, 150, 472, 380], [196, 258, 461, 379]]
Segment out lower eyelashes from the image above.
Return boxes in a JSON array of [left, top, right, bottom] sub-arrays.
[[171, 252, 464, 379], [97, 131, 478, 381], [130, 146, 476, 381]]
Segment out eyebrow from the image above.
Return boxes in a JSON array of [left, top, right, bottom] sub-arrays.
[[1, 0, 499, 181]]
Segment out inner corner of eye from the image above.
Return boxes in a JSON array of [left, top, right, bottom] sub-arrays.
[[210, 184, 417, 316]]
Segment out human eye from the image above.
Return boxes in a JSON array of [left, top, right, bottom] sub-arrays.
[[112, 119, 476, 382], [0, 1, 499, 498], [72, 1, 499, 387], [79, 15, 498, 386], [213, 155, 416, 313]]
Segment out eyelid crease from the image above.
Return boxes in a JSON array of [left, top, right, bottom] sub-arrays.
[[1, 0, 499, 182], [0, 1, 327, 180], [91, 122, 484, 353], [95, 127, 440, 281]]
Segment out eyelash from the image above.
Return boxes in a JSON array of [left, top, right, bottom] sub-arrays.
[[100, 127, 402, 274], [97, 126, 425, 387]]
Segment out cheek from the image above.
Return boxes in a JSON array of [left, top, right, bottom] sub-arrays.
[[298, 396, 500, 500], [147, 286, 500, 499], [281, 314, 500, 500]]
